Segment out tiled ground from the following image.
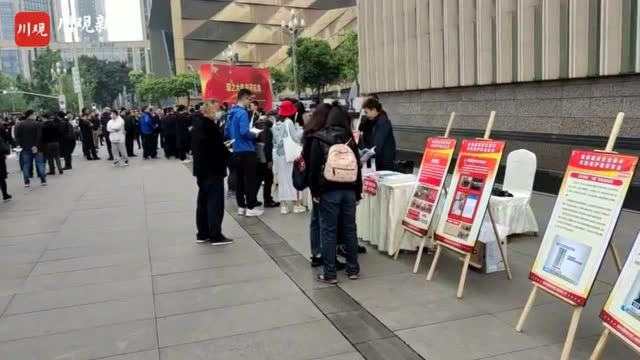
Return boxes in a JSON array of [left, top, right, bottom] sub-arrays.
[[1, 144, 639, 359]]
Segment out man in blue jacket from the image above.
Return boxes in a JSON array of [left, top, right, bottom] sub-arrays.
[[224, 88, 263, 217], [139, 106, 157, 159]]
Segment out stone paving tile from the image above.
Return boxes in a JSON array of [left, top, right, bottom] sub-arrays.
[[0, 295, 12, 315], [305, 287, 362, 315], [152, 261, 282, 294], [30, 252, 150, 275], [272, 254, 333, 290], [154, 275, 298, 317], [150, 248, 269, 275], [356, 337, 423, 360], [157, 296, 324, 347], [327, 310, 395, 344], [314, 353, 365, 360], [0, 296, 155, 342], [0, 262, 34, 280], [0, 319, 158, 360], [5, 278, 152, 315], [159, 320, 355, 360], [0, 278, 25, 297], [99, 349, 160, 360]]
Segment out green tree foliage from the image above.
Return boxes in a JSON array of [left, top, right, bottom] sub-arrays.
[[269, 66, 291, 95], [335, 30, 359, 89], [288, 38, 340, 96], [78, 56, 131, 107], [168, 72, 199, 103], [0, 72, 29, 112], [29, 48, 61, 110]]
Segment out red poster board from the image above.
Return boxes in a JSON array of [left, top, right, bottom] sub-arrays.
[[402, 137, 457, 237], [529, 151, 638, 306], [199, 64, 273, 111], [434, 139, 505, 253]]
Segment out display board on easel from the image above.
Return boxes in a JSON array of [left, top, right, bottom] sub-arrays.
[[516, 113, 639, 360], [590, 231, 640, 359], [394, 113, 457, 273], [426, 111, 512, 299]]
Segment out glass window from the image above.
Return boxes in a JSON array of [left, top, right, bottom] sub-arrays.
[[621, 0, 637, 73], [0, 2, 14, 40], [0, 50, 22, 76]]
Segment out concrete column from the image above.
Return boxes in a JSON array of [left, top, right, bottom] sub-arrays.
[[404, 0, 418, 90], [429, 0, 444, 88], [459, 0, 476, 86], [477, 0, 495, 85], [443, 0, 459, 87], [600, 0, 623, 75], [170, 0, 186, 74], [496, 0, 517, 83], [542, 0, 560, 79], [569, 0, 590, 77], [517, 0, 541, 81], [416, 0, 431, 89]]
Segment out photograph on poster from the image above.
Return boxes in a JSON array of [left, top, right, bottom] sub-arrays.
[[460, 176, 472, 188], [451, 193, 466, 216], [470, 178, 484, 191], [412, 185, 434, 203], [542, 235, 592, 285], [461, 194, 478, 218], [622, 271, 640, 320]]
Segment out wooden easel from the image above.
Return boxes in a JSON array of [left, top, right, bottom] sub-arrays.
[[516, 112, 627, 360], [393, 112, 456, 274], [426, 111, 512, 299], [590, 323, 640, 359]]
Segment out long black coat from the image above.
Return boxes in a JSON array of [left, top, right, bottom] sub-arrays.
[[191, 114, 229, 179]]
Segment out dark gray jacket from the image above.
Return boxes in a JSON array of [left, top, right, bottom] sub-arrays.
[[14, 119, 42, 151]]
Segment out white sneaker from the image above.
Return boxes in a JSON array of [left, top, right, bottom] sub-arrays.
[[246, 208, 264, 217], [293, 205, 307, 214], [181, 159, 192, 164], [280, 206, 291, 215], [238, 208, 247, 216]]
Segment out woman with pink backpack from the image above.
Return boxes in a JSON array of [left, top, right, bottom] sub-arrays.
[[308, 106, 363, 284]]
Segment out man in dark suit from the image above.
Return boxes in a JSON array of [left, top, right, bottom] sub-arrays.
[[191, 100, 232, 245]]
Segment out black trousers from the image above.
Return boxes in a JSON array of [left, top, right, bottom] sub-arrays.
[[45, 142, 62, 174], [125, 134, 135, 156], [135, 134, 141, 149], [177, 136, 191, 161], [62, 138, 76, 168], [82, 137, 98, 159], [104, 135, 113, 159], [142, 134, 157, 158], [256, 162, 274, 202], [196, 176, 225, 240], [232, 152, 258, 209], [164, 134, 177, 158]]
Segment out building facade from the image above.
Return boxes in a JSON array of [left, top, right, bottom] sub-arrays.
[[358, 0, 640, 206], [0, 0, 150, 79], [148, 0, 356, 78]]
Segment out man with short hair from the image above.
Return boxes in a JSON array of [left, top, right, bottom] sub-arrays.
[[100, 107, 114, 160], [176, 104, 192, 162], [224, 88, 263, 217], [162, 107, 178, 158], [361, 98, 397, 171], [14, 110, 47, 187], [192, 100, 233, 245]]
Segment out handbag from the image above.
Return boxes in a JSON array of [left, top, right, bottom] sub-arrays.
[[283, 121, 303, 163], [292, 156, 307, 191]]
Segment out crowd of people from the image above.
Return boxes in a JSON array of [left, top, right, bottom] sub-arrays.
[[0, 90, 397, 285]]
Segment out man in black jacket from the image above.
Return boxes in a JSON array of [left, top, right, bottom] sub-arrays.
[[100, 108, 114, 160], [162, 107, 178, 158], [60, 113, 76, 169], [122, 109, 136, 157], [191, 100, 232, 245], [14, 110, 47, 186], [176, 104, 192, 162], [361, 98, 397, 171], [79, 109, 99, 160], [42, 115, 64, 175], [254, 115, 278, 208]]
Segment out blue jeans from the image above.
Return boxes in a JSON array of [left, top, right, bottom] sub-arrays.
[[20, 150, 45, 184], [310, 206, 320, 257], [319, 190, 359, 279]]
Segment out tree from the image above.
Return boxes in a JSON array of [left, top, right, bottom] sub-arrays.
[[288, 38, 341, 96], [269, 66, 291, 95], [168, 72, 199, 104], [0, 72, 29, 112], [30, 48, 61, 110], [78, 56, 132, 107], [335, 30, 359, 91]]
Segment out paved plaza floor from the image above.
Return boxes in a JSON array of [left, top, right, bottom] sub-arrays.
[[0, 145, 639, 359]]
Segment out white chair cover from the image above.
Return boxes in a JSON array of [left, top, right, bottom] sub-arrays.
[[489, 149, 539, 235]]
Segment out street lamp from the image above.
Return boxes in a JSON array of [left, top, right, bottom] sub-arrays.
[[281, 9, 305, 99], [223, 44, 238, 64]]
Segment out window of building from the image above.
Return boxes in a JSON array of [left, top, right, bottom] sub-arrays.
[[0, 50, 21, 76], [0, 2, 14, 40]]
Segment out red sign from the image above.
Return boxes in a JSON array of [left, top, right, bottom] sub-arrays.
[[402, 137, 457, 237], [199, 64, 273, 111], [14, 12, 50, 47], [434, 139, 505, 253], [363, 176, 378, 196]]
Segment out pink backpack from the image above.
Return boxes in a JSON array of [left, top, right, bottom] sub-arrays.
[[323, 139, 358, 183]]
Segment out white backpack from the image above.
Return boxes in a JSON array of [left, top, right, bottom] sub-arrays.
[[323, 139, 358, 183]]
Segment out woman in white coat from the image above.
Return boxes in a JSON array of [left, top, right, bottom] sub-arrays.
[[271, 100, 304, 214], [107, 110, 129, 167]]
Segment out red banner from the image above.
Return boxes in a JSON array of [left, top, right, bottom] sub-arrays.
[[199, 64, 273, 111]]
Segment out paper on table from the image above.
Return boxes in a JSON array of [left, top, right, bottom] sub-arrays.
[[360, 146, 376, 163]]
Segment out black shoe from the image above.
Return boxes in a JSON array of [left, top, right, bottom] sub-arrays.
[[265, 201, 280, 208], [358, 245, 367, 254], [2, 194, 11, 202], [255, 201, 263, 207], [196, 237, 211, 244], [337, 245, 347, 258], [107, 157, 114, 161], [62, 166, 71, 170], [47, 172, 55, 175], [143, 157, 149, 160], [130, 154, 137, 157], [336, 260, 346, 271], [310, 255, 323, 267], [95, 157, 101, 160], [59, 170, 63, 175], [316, 274, 337, 284], [211, 235, 234, 246]]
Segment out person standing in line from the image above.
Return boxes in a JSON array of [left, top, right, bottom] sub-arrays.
[[0, 123, 12, 201], [107, 110, 129, 167], [122, 108, 137, 157], [14, 110, 47, 187], [294, 101, 306, 127], [60, 113, 76, 170], [133, 110, 142, 150], [302, 103, 332, 266], [162, 107, 178, 159], [79, 109, 99, 160], [224, 88, 263, 217], [90, 110, 101, 148], [140, 106, 156, 159], [308, 106, 362, 284], [360, 98, 397, 171], [254, 114, 279, 208], [271, 100, 305, 214], [100, 107, 114, 161], [42, 114, 64, 175], [153, 108, 163, 151], [176, 104, 192, 163], [192, 100, 233, 245]]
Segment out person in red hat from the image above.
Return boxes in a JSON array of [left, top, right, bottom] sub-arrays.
[[271, 100, 305, 215]]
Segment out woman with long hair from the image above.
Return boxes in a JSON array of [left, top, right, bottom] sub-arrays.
[[271, 100, 304, 214]]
